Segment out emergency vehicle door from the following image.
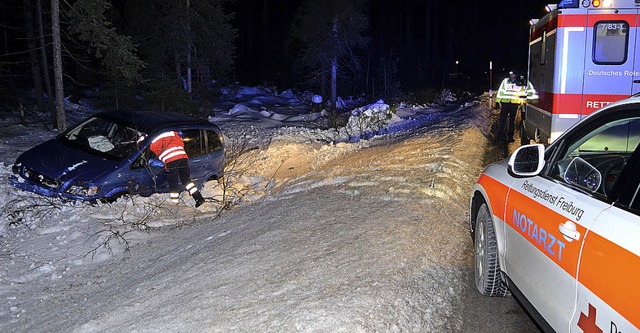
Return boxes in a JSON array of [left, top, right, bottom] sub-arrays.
[[502, 177, 597, 330], [583, 10, 640, 111], [571, 206, 640, 332], [501, 118, 637, 329], [632, 11, 640, 95], [569, 127, 640, 332]]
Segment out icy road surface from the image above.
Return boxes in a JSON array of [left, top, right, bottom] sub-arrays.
[[0, 99, 538, 332]]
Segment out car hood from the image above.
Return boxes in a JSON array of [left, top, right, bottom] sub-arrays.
[[17, 139, 122, 183]]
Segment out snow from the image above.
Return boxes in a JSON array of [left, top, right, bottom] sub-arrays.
[[0, 88, 503, 332]]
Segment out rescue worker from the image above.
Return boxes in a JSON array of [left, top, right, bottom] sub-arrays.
[[495, 71, 527, 143], [143, 131, 206, 207]]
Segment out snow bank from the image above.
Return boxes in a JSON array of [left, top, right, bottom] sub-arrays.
[[0, 91, 518, 332]]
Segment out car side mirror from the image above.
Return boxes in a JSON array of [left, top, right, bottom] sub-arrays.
[[149, 158, 164, 168], [508, 144, 545, 177]]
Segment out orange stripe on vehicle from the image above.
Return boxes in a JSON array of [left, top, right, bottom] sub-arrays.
[[553, 94, 629, 116], [581, 94, 629, 115], [478, 174, 509, 217], [587, 14, 638, 26], [479, 175, 583, 276], [579, 232, 640, 329], [505, 189, 584, 276], [553, 94, 582, 115], [558, 14, 587, 28], [558, 14, 639, 28], [479, 176, 640, 328]]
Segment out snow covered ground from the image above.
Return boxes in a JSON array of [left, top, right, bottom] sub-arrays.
[[0, 89, 537, 332]]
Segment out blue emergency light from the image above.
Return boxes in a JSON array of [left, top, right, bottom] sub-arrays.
[[558, 0, 579, 8]]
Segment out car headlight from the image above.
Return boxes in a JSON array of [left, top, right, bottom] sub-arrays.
[[65, 184, 100, 197]]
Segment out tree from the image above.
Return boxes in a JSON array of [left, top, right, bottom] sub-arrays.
[[23, 0, 46, 114], [122, 0, 236, 96], [36, 0, 54, 119], [291, 0, 369, 111], [51, 0, 66, 131], [67, 0, 146, 88]]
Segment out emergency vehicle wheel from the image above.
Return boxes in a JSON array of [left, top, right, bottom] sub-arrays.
[[534, 128, 541, 144], [474, 203, 511, 297], [519, 123, 529, 145], [519, 125, 529, 145]]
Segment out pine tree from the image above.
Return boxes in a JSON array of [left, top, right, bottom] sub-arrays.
[[291, 0, 369, 112], [51, 0, 66, 130], [121, 0, 237, 95], [67, 0, 146, 88]]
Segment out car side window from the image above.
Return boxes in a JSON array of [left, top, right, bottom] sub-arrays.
[[131, 147, 152, 169], [548, 115, 640, 198], [181, 129, 203, 158], [207, 130, 223, 153]]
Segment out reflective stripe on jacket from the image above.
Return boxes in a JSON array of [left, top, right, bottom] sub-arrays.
[[496, 78, 527, 104], [150, 131, 188, 165]]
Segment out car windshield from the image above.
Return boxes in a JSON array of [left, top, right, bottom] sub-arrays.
[[570, 117, 640, 155], [62, 117, 147, 160]]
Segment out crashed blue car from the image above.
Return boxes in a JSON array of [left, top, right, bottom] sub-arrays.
[[9, 110, 225, 202]]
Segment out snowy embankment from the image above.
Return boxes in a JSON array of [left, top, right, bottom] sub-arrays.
[[0, 93, 495, 332]]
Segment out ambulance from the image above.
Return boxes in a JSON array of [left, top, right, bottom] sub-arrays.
[[470, 92, 640, 331], [523, 0, 640, 144]]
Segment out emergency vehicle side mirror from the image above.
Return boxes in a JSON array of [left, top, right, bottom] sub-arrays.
[[508, 144, 545, 177]]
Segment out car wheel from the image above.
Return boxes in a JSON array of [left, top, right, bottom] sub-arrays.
[[474, 202, 510, 297]]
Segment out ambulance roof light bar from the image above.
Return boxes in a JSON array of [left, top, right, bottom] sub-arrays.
[[557, 0, 578, 9], [545, 3, 558, 11], [529, 19, 540, 26]]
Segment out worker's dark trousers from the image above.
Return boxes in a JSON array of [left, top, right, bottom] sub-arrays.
[[498, 102, 519, 141], [166, 158, 192, 193]]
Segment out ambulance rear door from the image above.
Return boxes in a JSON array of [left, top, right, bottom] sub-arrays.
[[582, 9, 640, 115], [632, 10, 640, 95]]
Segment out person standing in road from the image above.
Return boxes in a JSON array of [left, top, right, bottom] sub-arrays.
[[144, 130, 206, 207], [495, 71, 527, 143]]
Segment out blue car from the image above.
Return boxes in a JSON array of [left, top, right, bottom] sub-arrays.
[[9, 110, 225, 202]]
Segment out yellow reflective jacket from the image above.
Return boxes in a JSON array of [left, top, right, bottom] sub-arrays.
[[496, 78, 528, 105]]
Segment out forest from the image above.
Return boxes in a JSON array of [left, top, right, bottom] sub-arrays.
[[0, 0, 544, 130]]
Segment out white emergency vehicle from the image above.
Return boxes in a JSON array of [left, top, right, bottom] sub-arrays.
[[523, 0, 640, 144], [470, 93, 640, 332]]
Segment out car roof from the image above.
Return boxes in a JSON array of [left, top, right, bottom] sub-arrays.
[[96, 110, 216, 133]]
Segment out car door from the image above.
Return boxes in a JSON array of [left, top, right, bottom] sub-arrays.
[[180, 129, 208, 182], [502, 109, 640, 330], [570, 146, 640, 332], [180, 128, 225, 183], [128, 148, 170, 196]]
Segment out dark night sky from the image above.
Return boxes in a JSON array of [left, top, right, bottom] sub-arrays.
[[1, 0, 553, 92], [229, 0, 551, 89]]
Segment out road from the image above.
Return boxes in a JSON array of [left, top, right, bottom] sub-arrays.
[[0, 101, 542, 332], [238, 101, 541, 331]]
